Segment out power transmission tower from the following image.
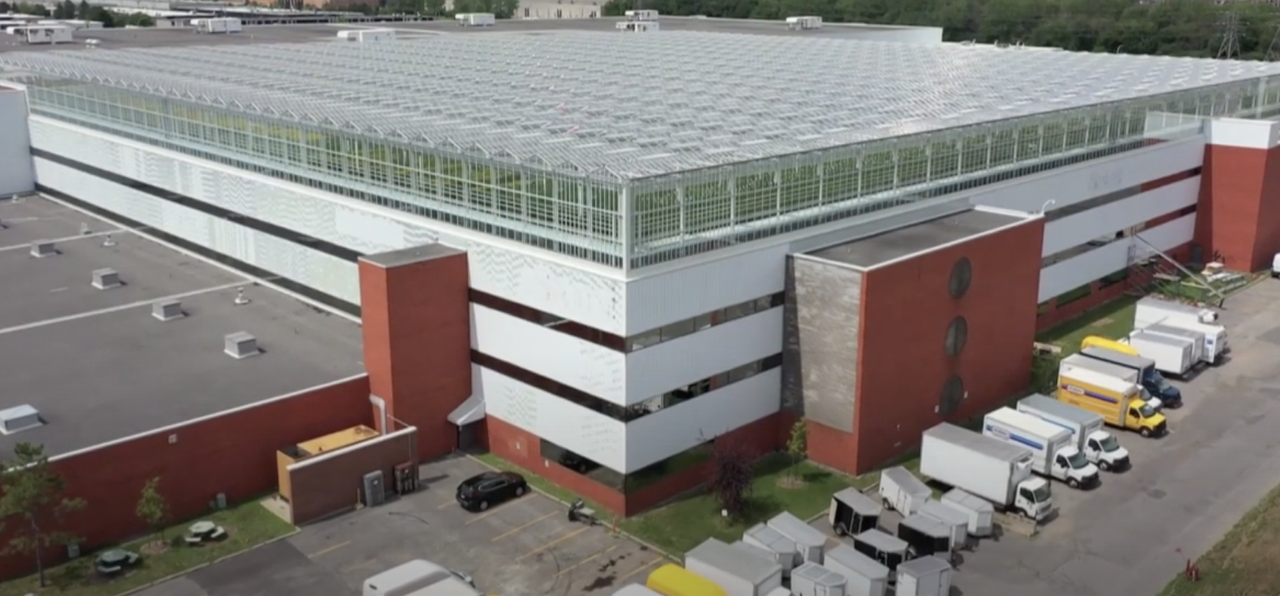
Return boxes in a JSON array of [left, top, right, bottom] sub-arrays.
[[1218, 11, 1242, 60]]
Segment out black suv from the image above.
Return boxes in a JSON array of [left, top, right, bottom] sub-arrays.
[[456, 471, 528, 512]]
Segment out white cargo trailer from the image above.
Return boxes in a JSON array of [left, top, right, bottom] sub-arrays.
[[363, 560, 453, 596], [766, 511, 825, 565], [1135, 296, 1220, 326], [1016, 394, 1130, 472], [790, 562, 846, 596], [940, 489, 993, 537], [613, 585, 663, 596], [1142, 323, 1206, 365], [1127, 330, 1196, 377], [897, 514, 951, 559], [983, 407, 1100, 489], [852, 530, 908, 573], [828, 488, 881, 537], [894, 556, 952, 596], [919, 423, 1053, 521], [685, 538, 782, 596], [741, 523, 798, 576], [916, 500, 968, 550], [455, 12, 495, 26], [822, 544, 888, 596], [878, 467, 930, 516]]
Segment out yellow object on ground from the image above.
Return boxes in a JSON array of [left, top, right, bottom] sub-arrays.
[[646, 564, 729, 596]]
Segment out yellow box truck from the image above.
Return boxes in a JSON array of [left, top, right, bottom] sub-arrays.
[[646, 564, 728, 596], [1057, 367, 1167, 438]]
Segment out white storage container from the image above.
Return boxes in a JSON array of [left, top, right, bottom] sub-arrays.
[[685, 538, 782, 596], [789, 562, 846, 596], [822, 544, 888, 596], [612, 586, 663, 596], [894, 556, 952, 596], [940, 489, 993, 537], [741, 523, 798, 576], [916, 500, 968, 550], [878, 467, 930, 516], [766, 511, 826, 565]]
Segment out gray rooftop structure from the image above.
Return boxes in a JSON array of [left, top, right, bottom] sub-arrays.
[[0, 195, 365, 457], [806, 208, 1026, 269]]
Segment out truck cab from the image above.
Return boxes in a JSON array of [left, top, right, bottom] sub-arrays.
[[1083, 430, 1130, 471], [1050, 447, 1099, 488], [1014, 477, 1054, 521], [1125, 399, 1167, 437]]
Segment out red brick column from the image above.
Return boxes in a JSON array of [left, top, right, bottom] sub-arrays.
[[1198, 119, 1280, 272], [359, 245, 472, 460]]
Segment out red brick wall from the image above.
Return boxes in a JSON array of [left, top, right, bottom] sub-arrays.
[[485, 413, 780, 517], [852, 219, 1045, 473], [359, 251, 471, 460], [0, 376, 371, 579], [288, 429, 418, 525], [805, 419, 861, 476], [1197, 144, 1280, 272]]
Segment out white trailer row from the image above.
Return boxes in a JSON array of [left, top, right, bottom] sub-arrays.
[[1131, 296, 1229, 370], [455, 12, 495, 26]]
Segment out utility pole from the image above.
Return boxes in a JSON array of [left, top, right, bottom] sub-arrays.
[[1217, 11, 1242, 60]]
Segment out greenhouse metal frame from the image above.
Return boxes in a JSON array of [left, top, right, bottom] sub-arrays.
[[8, 33, 1280, 270]]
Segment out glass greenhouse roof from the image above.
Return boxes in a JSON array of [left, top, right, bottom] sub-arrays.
[[4, 33, 1280, 179]]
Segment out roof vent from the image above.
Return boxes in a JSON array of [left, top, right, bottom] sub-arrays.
[[224, 332, 261, 359], [0, 405, 43, 435], [786, 16, 822, 30], [102, 233, 116, 247], [30, 241, 57, 258], [92, 268, 122, 290], [153, 299, 185, 322], [233, 287, 250, 306]]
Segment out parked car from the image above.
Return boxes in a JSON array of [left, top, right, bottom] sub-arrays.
[[456, 471, 528, 511]]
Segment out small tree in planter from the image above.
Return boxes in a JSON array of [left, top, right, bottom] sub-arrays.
[[708, 442, 754, 518], [782, 419, 808, 488], [136, 477, 171, 552]]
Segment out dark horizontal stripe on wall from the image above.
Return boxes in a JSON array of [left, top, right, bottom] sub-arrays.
[[470, 289, 627, 352], [31, 148, 361, 262], [37, 185, 361, 318], [472, 349, 782, 423]]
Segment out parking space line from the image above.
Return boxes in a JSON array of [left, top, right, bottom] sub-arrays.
[[518, 526, 591, 559], [307, 540, 351, 558], [491, 511, 557, 542], [438, 499, 456, 509], [618, 556, 664, 581], [340, 559, 379, 574], [464, 506, 508, 525], [554, 544, 619, 577]]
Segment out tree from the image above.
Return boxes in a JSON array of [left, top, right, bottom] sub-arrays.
[[785, 419, 807, 482], [0, 2, 11, 13], [76, 0, 89, 19], [708, 442, 754, 517], [422, 0, 444, 16], [135, 477, 170, 541], [0, 443, 86, 588]]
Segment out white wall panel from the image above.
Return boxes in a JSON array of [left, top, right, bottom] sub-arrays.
[[626, 307, 783, 406], [1042, 177, 1200, 257], [969, 137, 1204, 214], [626, 243, 788, 334], [1038, 213, 1196, 302], [29, 117, 629, 334], [625, 368, 780, 471], [1206, 117, 1280, 150], [471, 304, 626, 404], [474, 364, 627, 472], [0, 90, 34, 196], [34, 158, 360, 303]]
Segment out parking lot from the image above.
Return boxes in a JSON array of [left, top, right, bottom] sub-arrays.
[[136, 455, 664, 596], [807, 280, 1280, 596]]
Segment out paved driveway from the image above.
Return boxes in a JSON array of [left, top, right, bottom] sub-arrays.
[[137, 455, 664, 596], [810, 280, 1280, 596]]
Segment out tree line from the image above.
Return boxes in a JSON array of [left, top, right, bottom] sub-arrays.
[[599, 0, 1280, 60], [2, 1, 156, 27]]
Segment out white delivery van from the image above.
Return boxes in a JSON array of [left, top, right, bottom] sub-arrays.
[[982, 408, 1100, 489], [1016, 394, 1130, 472], [919, 423, 1053, 521]]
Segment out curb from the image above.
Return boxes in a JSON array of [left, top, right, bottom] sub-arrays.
[[465, 453, 680, 562], [114, 528, 301, 596]]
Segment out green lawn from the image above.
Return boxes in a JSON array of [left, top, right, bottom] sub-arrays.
[[1035, 296, 1138, 357], [619, 455, 875, 555], [1158, 479, 1280, 596], [0, 499, 295, 596]]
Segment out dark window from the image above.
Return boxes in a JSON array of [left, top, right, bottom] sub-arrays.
[[940, 376, 964, 416], [945, 317, 968, 357], [949, 257, 972, 299], [540, 438, 712, 493]]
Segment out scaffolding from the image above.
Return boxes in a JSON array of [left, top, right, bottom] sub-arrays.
[[7, 33, 1280, 269]]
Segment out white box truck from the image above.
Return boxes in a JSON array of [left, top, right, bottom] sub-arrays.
[[1071, 350, 1182, 407], [789, 562, 846, 596], [766, 511, 826, 565], [741, 523, 797, 577], [916, 500, 969, 550], [1017, 394, 1130, 472], [878, 467, 930, 516], [685, 538, 782, 596], [940, 489, 993, 537], [822, 544, 888, 596], [363, 560, 455, 596], [1135, 296, 1220, 326], [983, 408, 1100, 489], [919, 423, 1053, 521], [1141, 323, 1207, 365], [894, 556, 952, 596], [1127, 330, 1196, 377]]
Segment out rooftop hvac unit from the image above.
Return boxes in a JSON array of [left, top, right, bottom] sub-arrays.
[[617, 20, 659, 32], [786, 16, 822, 30], [0, 405, 43, 435], [625, 9, 658, 20], [362, 470, 386, 507], [338, 28, 396, 43]]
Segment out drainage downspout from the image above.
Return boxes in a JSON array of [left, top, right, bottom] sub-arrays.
[[369, 394, 388, 433]]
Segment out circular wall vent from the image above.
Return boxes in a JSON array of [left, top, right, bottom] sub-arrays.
[[945, 316, 968, 357], [940, 376, 965, 416], [949, 257, 973, 299]]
